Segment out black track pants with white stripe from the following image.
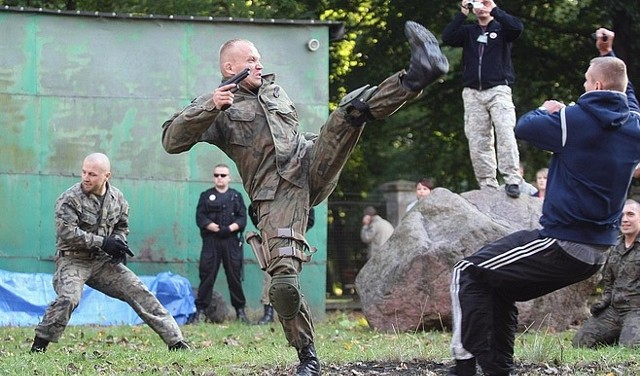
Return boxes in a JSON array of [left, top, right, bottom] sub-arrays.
[[450, 229, 602, 375]]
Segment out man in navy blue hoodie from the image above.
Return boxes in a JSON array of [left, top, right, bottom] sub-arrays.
[[442, 0, 524, 198], [448, 29, 640, 376]]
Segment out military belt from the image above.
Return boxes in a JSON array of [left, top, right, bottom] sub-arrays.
[[58, 250, 95, 260]]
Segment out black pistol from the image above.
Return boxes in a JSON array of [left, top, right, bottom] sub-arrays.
[[218, 68, 250, 110]]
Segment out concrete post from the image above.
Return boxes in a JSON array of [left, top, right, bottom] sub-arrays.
[[380, 179, 416, 227]]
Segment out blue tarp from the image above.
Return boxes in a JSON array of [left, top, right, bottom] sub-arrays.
[[0, 269, 195, 326]]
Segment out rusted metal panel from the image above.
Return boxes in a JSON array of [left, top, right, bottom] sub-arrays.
[[0, 8, 334, 318]]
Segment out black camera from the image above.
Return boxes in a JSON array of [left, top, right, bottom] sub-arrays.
[[466, 1, 483, 10]]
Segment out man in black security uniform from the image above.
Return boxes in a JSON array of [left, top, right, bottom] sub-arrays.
[[192, 163, 249, 324]]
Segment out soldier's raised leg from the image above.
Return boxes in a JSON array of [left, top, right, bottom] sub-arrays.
[[310, 21, 449, 205]]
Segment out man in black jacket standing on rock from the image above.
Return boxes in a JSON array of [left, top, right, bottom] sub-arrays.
[[442, 0, 524, 198]]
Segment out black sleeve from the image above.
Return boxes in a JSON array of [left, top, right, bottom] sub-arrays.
[[195, 191, 211, 229], [442, 12, 467, 47], [491, 7, 524, 41], [233, 190, 247, 232]]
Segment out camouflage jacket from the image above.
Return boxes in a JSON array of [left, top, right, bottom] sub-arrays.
[[161, 74, 314, 201], [599, 235, 640, 309], [55, 182, 129, 252]]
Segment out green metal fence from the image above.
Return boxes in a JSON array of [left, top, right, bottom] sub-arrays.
[[0, 8, 341, 319]]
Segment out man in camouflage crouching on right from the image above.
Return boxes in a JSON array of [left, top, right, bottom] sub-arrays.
[[573, 199, 640, 348], [161, 21, 448, 375]]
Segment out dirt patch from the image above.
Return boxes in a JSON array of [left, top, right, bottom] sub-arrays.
[[323, 360, 450, 375], [262, 359, 638, 375]]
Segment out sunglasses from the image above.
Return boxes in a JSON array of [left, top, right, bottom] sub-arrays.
[[213, 174, 228, 178]]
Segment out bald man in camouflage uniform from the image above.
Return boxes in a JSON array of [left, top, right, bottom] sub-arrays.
[[162, 21, 448, 375], [30, 153, 188, 353], [573, 199, 640, 348]]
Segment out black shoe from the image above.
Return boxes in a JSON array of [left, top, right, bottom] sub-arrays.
[[449, 358, 477, 376], [186, 309, 206, 325], [257, 304, 274, 325], [295, 344, 321, 376], [168, 340, 190, 351], [236, 308, 251, 324], [402, 21, 449, 92], [30, 335, 49, 353], [505, 184, 521, 198]]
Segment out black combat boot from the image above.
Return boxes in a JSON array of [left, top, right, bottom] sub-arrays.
[[168, 340, 191, 351], [30, 335, 49, 353], [236, 307, 251, 324], [402, 21, 449, 92], [505, 184, 521, 198], [257, 304, 274, 325], [295, 344, 321, 376], [186, 309, 205, 324], [448, 358, 477, 376]]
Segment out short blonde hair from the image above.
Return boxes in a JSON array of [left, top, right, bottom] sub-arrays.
[[589, 56, 628, 92], [625, 199, 640, 214], [218, 39, 253, 74], [536, 167, 548, 178]]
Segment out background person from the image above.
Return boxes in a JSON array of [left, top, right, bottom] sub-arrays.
[[30, 153, 188, 353], [442, 0, 524, 198], [191, 163, 248, 324], [406, 177, 435, 212], [161, 21, 448, 375], [532, 167, 548, 199], [518, 162, 538, 196], [360, 206, 394, 260], [573, 199, 640, 348], [448, 31, 640, 376]]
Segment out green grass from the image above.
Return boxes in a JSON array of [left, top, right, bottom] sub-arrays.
[[1, 312, 639, 375]]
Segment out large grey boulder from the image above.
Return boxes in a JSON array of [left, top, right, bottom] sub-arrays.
[[355, 188, 597, 333]]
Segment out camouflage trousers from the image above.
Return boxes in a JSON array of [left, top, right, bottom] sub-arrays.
[[35, 252, 184, 346], [260, 272, 271, 305], [253, 71, 418, 349], [572, 306, 640, 348], [254, 181, 314, 349], [309, 70, 418, 206], [462, 85, 521, 188]]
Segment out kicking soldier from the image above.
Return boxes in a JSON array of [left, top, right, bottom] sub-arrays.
[[161, 21, 448, 375]]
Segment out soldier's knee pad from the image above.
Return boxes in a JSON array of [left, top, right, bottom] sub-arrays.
[[269, 274, 301, 320], [339, 84, 378, 127]]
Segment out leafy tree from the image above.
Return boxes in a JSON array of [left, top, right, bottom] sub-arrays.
[[321, 0, 640, 194]]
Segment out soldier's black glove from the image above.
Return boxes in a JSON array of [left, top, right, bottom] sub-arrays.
[[110, 250, 127, 265], [110, 247, 135, 265], [590, 301, 609, 317], [102, 236, 127, 255], [102, 237, 134, 264]]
